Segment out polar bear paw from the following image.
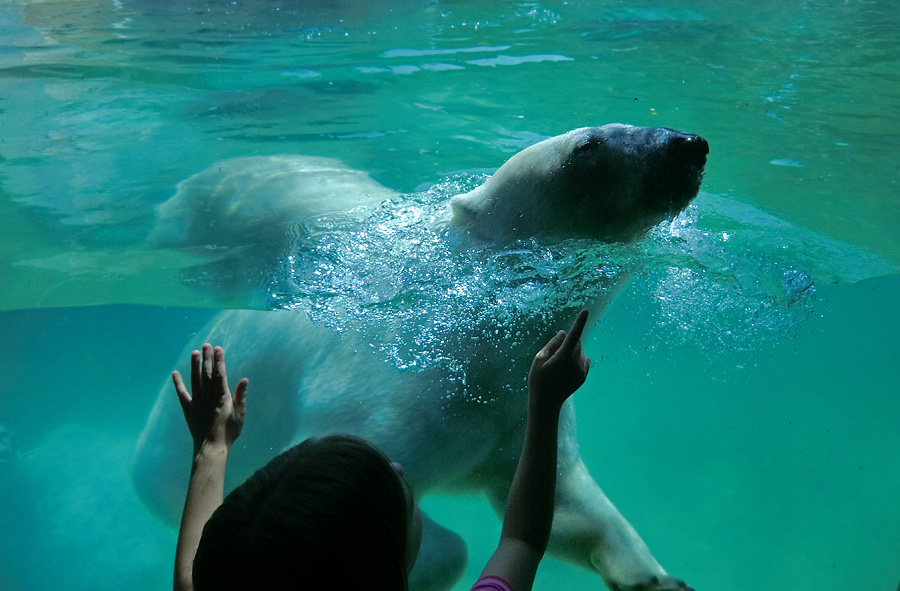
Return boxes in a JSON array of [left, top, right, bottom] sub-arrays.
[[608, 574, 694, 591], [589, 537, 694, 591]]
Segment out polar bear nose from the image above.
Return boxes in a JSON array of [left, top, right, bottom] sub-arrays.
[[670, 133, 709, 164]]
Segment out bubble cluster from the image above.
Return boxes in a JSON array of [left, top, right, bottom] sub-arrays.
[[266, 175, 631, 380], [266, 178, 818, 376], [636, 203, 818, 364]]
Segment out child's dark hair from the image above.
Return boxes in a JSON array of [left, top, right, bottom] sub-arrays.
[[193, 434, 410, 591]]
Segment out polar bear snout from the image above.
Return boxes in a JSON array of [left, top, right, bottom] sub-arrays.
[[667, 132, 709, 166]]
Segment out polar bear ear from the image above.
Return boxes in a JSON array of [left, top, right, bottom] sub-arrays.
[[573, 135, 603, 153], [449, 189, 485, 227], [570, 132, 613, 163]]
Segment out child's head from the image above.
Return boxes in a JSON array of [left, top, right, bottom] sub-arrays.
[[193, 434, 420, 590]]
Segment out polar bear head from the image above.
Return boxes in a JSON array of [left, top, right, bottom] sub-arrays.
[[450, 124, 708, 244]]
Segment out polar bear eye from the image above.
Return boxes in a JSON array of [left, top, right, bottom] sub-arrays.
[[573, 137, 605, 155]]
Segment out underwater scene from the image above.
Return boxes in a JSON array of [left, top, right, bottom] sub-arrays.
[[0, 1, 898, 590]]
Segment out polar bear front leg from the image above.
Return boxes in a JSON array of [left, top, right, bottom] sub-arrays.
[[546, 402, 692, 591], [482, 401, 692, 591], [550, 457, 692, 591]]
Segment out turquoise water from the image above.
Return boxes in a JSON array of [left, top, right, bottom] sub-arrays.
[[1, 0, 898, 590]]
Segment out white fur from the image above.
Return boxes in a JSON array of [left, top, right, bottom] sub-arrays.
[[135, 125, 706, 591]]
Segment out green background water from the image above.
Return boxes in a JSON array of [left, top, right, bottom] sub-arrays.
[[0, 0, 898, 590]]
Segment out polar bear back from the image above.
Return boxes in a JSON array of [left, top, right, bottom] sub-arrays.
[[152, 155, 398, 251]]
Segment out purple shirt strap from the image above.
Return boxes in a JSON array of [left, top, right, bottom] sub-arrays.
[[470, 576, 514, 591]]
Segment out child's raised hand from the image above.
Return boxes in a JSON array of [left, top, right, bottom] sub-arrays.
[[528, 309, 591, 408], [172, 343, 248, 453]]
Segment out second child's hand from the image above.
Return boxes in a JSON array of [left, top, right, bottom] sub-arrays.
[[173, 343, 248, 454], [173, 344, 248, 591]]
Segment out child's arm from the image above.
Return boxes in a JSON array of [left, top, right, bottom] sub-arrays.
[[172, 344, 248, 591], [477, 309, 591, 591]]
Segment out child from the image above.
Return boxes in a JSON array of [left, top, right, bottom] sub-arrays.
[[173, 310, 591, 591]]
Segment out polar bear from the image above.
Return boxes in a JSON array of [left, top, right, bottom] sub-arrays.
[[134, 125, 708, 591]]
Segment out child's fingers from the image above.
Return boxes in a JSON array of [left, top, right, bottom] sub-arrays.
[[537, 330, 566, 361], [201, 343, 214, 385], [189, 349, 202, 399], [233, 378, 249, 419], [213, 346, 229, 393], [172, 371, 192, 422], [559, 309, 588, 356]]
